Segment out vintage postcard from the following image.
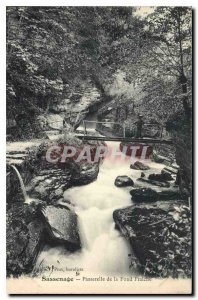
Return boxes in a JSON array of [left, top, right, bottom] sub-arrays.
[[6, 6, 192, 294]]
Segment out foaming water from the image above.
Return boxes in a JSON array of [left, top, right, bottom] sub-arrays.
[[9, 165, 28, 202], [9, 164, 38, 205], [35, 142, 167, 276]]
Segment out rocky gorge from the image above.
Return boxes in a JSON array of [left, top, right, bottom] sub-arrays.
[[7, 128, 191, 279], [6, 63, 192, 280], [6, 131, 106, 277], [6, 7, 192, 294]]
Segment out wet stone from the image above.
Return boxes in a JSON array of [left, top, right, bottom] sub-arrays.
[[42, 205, 81, 250], [130, 188, 158, 203], [115, 176, 134, 187], [130, 161, 150, 170]]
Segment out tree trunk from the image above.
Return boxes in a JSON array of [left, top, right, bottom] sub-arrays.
[[179, 73, 191, 119], [177, 12, 191, 119]]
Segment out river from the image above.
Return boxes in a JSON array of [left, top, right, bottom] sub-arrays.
[[7, 113, 171, 278], [35, 140, 169, 278]]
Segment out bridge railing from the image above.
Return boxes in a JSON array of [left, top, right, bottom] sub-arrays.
[[82, 120, 126, 137], [82, 120, 166, 139], [143, 123, 163, 138], [46, 118, 168, 140]]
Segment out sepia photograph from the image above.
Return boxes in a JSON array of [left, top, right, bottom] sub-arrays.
[[6, 5, 192, 294]]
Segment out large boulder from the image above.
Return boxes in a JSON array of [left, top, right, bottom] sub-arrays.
[[113, 202, 192, 278], [42, 205, 80, 250], [7, 201, 81, 277], [115, 176, 134, 187], [25, 139, 101, 204], [130, 161, 150, 170], [72, 163, 99, 186], [130, 188, 158, 203], [26, 167, 72, 205]]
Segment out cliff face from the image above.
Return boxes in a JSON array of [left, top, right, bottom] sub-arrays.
[[7, 79, 102, 141], [6, 134, 103, 277], [113, 201, 192, 278], [166, 111, 192, 197], [174, 131, 192, 196]]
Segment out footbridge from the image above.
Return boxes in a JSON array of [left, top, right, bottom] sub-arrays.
[[75, 120, 173, 145], [44, 119, 173, 145]]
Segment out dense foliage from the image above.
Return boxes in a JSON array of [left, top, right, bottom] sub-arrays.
[[7, 7, 192, 127]]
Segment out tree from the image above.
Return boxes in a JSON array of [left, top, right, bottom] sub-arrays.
[[6, 6, 192, 130], [7, 6, 142, 126], [141, 7, 192, 117]]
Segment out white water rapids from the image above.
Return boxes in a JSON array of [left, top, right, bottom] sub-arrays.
[[35, 141, 169, 277]]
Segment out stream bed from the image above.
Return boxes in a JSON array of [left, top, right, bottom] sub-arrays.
[[34, 141, 172, 278]]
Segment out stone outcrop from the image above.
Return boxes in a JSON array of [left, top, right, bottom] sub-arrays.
[[174, 132, 192, 196], [130, 187, 181, 202], [6, 202, 46, 277], [166, 112, 192, 197], [72, 163, 99, 186], [42, 205, 80, 250], [113, 202, 191, 278], [7, 114, 48, 141], [26, 167, 73, 205], [22, 137, 102, 204], [27, 162, 100, 204], [7, 201, 81, 277], [6, 135, 102, 277]]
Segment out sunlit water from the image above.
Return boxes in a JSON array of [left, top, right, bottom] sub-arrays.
[[35, 141, 170, 277]]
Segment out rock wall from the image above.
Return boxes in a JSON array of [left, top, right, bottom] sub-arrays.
[[7, 201, 81, 277], [113, 201, 192, 278], [6, 135, 102, 277], [174, 131, 192, 196], [166, 111, 192, 197]]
